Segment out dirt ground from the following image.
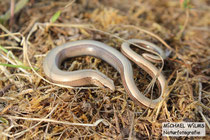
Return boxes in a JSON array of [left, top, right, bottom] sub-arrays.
[[0, 0, 209, 139]]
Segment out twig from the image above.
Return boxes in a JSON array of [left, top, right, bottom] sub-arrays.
[[9, 0, 15, 27], [128, 111, 134, 140], [197, 79, 210, 129], [3, 103, 59, 138], [176, 9, 190, 39], [0, 65, 18, 87], [113, 106, 121, 134], [0, 53, 30, 74], [3, 115, 108, 127], [0, 84, 13, 96], [0, 24, 20, 42]]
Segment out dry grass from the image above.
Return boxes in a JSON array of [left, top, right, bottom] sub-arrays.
[[0, 0, 209, 139]]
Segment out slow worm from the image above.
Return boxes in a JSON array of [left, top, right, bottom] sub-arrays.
[[43, 40, 167, 108]]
